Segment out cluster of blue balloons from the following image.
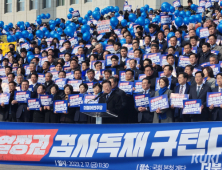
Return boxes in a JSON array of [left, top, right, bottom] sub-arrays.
[[36, 13, 50, 25], [161, 2, 171, 12], [191, 4, 198, 11]]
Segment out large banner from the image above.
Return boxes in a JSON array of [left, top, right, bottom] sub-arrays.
[[0, 122, 222, 169]]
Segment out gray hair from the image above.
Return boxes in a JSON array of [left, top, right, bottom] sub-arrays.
[[95, 43, 103, 48], [46, 72, 53, 78], [209, 55, 218, 61], [29, 62, 37, 67], [17, 74, 24, 79]]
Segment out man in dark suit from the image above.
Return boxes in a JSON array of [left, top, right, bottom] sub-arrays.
[[12, 80, 37, 122], [136, 78, 155, 123], [189, 71, 212, 122], [120, 47, 128, 68], [129, 59, 143, 80], [199, 43, 217, 65], [144, 65, 157, 91], [189, 53, 202, 69], [99, 80, 123, 123], [86, 69, 99, 82], [209, 73, 222, 121], [44, 72, 54, 94], [106, 55, 124, 78], [166, 36, 182, 55], [0, 81, 17, 122], [26, 62, 38, 79], [163, 65, 178, 91], [172, 73, 190, 122], [30, 73, 41, 94], [20, 48, 29, 64]]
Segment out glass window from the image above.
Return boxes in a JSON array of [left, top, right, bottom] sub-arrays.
[[85, 0, 92, 2], [57, 0, 65, 6], [43, 0, 51, 8], [70, 0, 79, 4], [5, 0, 12, 13], [30, 0, 38, 10], [18, 0, 25, 11]]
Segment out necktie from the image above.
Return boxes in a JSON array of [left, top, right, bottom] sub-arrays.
[[144, 90, 147, 94], [179, 86, 183, 94], [197, 86, 201, 96], [106, 94, 109, 101]]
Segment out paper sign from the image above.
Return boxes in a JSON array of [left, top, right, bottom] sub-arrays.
[[170, 93, 189, 108], [149, 94, 169, 112], [183, 99, 201, 114], [134, 94, 150, 107], [54, 100, 68, 113]]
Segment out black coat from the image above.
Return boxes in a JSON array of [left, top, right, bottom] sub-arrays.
[[211, 87, 222, 121], [146, 74, 157, 91], [137, 89, 155, 123], [74, 93, 88, 122], [98, 91, 123, 123], [198, 51, 216, 65], [170, 76, 178, 91], [44, 93, 62, 123], [131, 68, 143, 80], [60, 96, 75, 123], [44, 80, 55, 95], [189, 84, 212, 121]]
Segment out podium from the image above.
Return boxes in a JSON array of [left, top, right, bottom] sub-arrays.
[[80, 104, 118, 124]]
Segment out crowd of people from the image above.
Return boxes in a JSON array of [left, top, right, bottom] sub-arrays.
[[0, 0, 222, 124]]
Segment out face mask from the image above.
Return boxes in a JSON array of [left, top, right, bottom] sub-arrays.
[[92, 42, 96, 46], [78, 37, 82, 41], [41, 44, 46, 48], [61, 37, 65, 40], [9, 48, 14, 51]]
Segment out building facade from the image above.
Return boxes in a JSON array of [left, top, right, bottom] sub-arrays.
[[0, 0, 125, 25]]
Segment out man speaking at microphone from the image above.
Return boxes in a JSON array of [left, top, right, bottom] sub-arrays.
[[99, 80, 123, 124]]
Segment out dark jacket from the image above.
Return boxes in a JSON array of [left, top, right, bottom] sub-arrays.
[[44, 80, 55, 95], [210, 87, 222, 121], [199, 51, 217, 65], [74, 93, 88, 122]]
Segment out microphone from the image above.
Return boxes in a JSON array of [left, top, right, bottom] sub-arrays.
[[87, 93, 106, 103]]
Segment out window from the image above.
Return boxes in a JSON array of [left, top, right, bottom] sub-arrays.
[[43, 0, 51, 8], [85, 0, 92, 2], [30, 0, 38, 10], [5, 0, 12, 13], [17, 0, 25, 11], [57, 0, 65, 6], [70, 0, 79, 4]]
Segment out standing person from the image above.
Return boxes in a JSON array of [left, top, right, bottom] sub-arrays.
[[202, 66, 216, 90], [74, 83, 89, 123], [44, 84, 62, 123], [98, 80, 123, 123], [29, 85, 46, 123], [172, 73, 190, 122], [153, 77, 173, 123], [0, 81, 17, 122], [44, 73, 54, 94], [60, 85, 75, 123], [210, 73, 222, 121], [137, 78, 155, 123], [189, 71, 212, 122], [13, 80, 36, 122]]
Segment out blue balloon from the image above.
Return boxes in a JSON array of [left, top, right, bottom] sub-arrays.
[[27, 55, 35, 63], [54, 33, 61, 40], [81, 24, 90, 33], [92, 11, 100, 21], [110, 17, 119, 27], [76, 24, 80, 29], [144, 5, 149, 11], [170, 6, 175, 13], [144, 25, 149, 33], [67, 13, 72, 19], [218, 24, 222, 33], [140, 7, 145, 13], [115, 13, 120, 17], [36, 30, 44, 39], [120, 38, 126, 45], [65, 26, 74, 37], [189, 16, 195, 23], [82, 19, 87, 25], [20, 25, 25, 31], [186, 11, 191, 17], [46, 13, 51, 19], [196, 27, 203, 37], [28, 33, 34, 40], [145, 19, 150, 25], [141, 12, 147, 18], [37, 15, 41, 20], [155, 15, 161, 22], [129, 13, 137, 22], [84, 14, 90, 21], [104, 8, 108, 14], [69, 8, 74, 13], [121, 19, 127, 27], [0, 21, 4, 27], [57, 27, 63, 33], [56, 18, 61, 24], [50, 24, 55, 30], [179, 11, 186, 18], [175, 17, 183, 27], [65, 20, 71, 27], [95, 7, 100, 11], [41, 13, 46, 19], [184, 17, 189, 25], [60, 23, 65, 29], [137, 17, 145, 26], [37, 19, 42, 25], [22, 30, 29, 38], [114, 6, 119, 12], [42, 27, 48, 33], [161, 2, 170, 12], [87, 10, 92, 16], [15, 32, 22, 39], [25, 22, 30, 28], [69, 22, 76, 30], [44, 31, 50, 38], [174, 10, 180, 17], [101, 9, 105, 15], [8, 23, 13, 28], [83, 31, 91, 41], [50, 31, 56, 38], [27, 51, 33, 56], [167, 32, 175, 40], [4, 25, 9, 31], [148, 8, 153, 12], [195, 14, 202, 23], [191, 4, 197, 11], [109, 6, 114, 12]]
